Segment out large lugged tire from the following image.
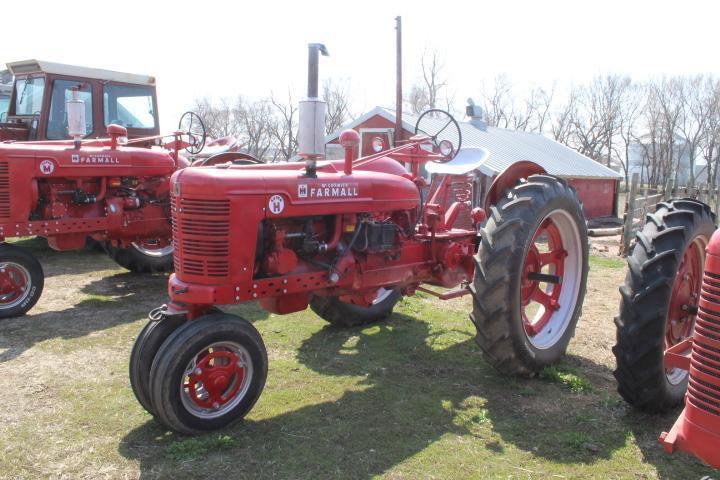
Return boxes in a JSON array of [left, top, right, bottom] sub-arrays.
[[613, 198, 715, 413], [470, 175, 589, 376], [149, 313, 267, 434], [310, 287, 401, 327], [0, 243, 44, 319], [129, 309, 187, 417], [107, 241, 173, 273]]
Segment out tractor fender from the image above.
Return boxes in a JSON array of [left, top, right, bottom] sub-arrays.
[[484, 160, 546, 212]]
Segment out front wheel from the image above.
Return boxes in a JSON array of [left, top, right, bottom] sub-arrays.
[[0, 243, 44, 319], [470, 175, 589, 376], [148, 313, 268, 434], [106, 240, 174, 273]]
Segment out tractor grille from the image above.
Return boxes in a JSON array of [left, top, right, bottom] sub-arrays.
[[688, 270, 720, 417], [0, 162, 10, 219], [172, 197, 230, 278]]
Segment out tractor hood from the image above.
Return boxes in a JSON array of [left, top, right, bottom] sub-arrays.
[[172, 157, 420, 217], [0, 142, 177, 177]]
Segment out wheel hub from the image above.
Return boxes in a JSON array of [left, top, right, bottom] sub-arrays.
[[666, 238, 704, 383], [521, 218, 567, 338], [185, 350, 245, 410], [0, 262, 30, 306]]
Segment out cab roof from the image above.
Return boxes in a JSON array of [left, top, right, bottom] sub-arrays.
[[5, 60, 155, 86]]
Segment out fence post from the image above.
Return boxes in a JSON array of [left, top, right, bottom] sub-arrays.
[[663, 177, 673, 201], [621, 172, 640, 256], [715, 187, 720, 224]]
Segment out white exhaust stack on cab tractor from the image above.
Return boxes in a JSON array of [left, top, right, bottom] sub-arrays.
[[66, 86, 86, 148], [298, 43, 329, 177]]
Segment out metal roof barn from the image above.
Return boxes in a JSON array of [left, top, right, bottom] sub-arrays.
[[326, 107, 622, 219]]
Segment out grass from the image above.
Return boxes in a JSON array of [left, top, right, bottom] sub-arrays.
[[541, 364, 595, 393], [0, 246, 714, 479]]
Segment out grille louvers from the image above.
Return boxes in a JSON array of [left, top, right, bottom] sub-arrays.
[[172, 197, 230, 278]]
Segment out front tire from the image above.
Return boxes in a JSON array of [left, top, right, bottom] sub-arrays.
[[149, 313, 267, 434], [107, 241, 173, 273], [0, 243, 44, 319], [470, 175, 589, 376], [613, 199, 715, 412], [129, 309, 187, 417], [310, 287, 401, 327]]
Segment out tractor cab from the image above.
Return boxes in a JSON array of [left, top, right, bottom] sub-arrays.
[[0, 60, 160, 143], [0, 70, 11, 123]]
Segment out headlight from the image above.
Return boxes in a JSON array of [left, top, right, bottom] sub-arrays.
[[439, 140, 454, 157]]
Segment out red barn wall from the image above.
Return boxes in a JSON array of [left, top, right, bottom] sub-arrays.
[[567, 178, 618, 218]]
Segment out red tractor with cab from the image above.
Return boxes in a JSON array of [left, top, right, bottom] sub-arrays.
[[130, 44, 590, 434], [0, 60, 213, 319]]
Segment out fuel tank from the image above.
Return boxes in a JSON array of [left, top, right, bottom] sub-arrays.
[[172, 156, 420, 217], [0, 142, 177, 179]]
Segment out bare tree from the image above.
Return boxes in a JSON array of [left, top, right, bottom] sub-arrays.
[[269, 90, 299, 162], [406, 49, 449, 114], [323, 79, 352, 135], [192, 97, 240, 141], [234, 97, 274, 160]]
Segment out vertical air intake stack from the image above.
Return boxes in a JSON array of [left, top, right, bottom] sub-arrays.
[[298, 43, 329, 177], [661, 229, 720, 469]]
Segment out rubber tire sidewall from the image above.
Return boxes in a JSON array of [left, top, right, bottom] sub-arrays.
[[106, 243, 174, 274], [0, 243, 44, 319], [472, 175, 589, 375], [614, 198, 716, 412], [309, 288, 401, 327], [129, 315, 187, 417], [149, 314, 268, 434]]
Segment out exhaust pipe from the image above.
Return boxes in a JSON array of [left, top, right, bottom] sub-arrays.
[[298, 43, 329, 177]]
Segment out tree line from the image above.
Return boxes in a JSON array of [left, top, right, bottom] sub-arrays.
[[407, 51, 720, 188], [195, 51, 720, 187]]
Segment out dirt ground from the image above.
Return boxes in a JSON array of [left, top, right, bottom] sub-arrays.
[[0, 238, 713, 479]]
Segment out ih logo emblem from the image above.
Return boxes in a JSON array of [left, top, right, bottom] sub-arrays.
[[39, 159, 55, 175], [268, 194, 285, 214], [298, 184, 308, 198]]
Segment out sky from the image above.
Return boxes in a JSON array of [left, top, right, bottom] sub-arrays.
[[5, 0, 720, 130]]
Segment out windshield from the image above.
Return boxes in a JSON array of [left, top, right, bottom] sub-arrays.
[[103, 84, 156, 129], [0, 94, 9, 122], [47, 80, 93, 140], [14, 77, 45, 116]]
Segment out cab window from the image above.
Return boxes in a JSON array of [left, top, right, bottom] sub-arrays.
[[47, 80, 93, 140], [0, 94, 9, 122], [14, 77, 45, 116], [103, 84, 156, 129]]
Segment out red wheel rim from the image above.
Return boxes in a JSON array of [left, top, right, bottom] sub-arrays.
[[0, 262, 31, 308], [666, 237, 704, 383], [181, 342, 253, 417], [521, 218, 567, 337]]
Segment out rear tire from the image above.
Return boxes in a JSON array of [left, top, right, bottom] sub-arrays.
[[310, 287, 401, 327], [149, 313, 267, 434], [613, 198, 715, 413], [0, 243, 44, 319], [470, 175, 589, 376], [107, 242, 173, 273]]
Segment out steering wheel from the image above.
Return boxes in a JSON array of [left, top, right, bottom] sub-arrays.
[[178, 111, 206, 155], [414, 109, 462, 162], [194, 151, 263, 167]]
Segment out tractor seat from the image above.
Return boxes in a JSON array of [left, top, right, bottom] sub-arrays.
[[194, 136, 239, 159]]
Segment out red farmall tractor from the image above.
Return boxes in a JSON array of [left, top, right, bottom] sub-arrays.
[[0, 60, 209, 318], [129, 44, 590, 434], [614, 198, 720, 468]]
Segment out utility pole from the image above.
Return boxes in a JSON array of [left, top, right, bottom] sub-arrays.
[[395, 16, 403, 145]]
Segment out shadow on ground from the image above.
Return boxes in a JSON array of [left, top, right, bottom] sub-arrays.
[[115, 312, 709, 479], [0, 270, 168, 363]]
